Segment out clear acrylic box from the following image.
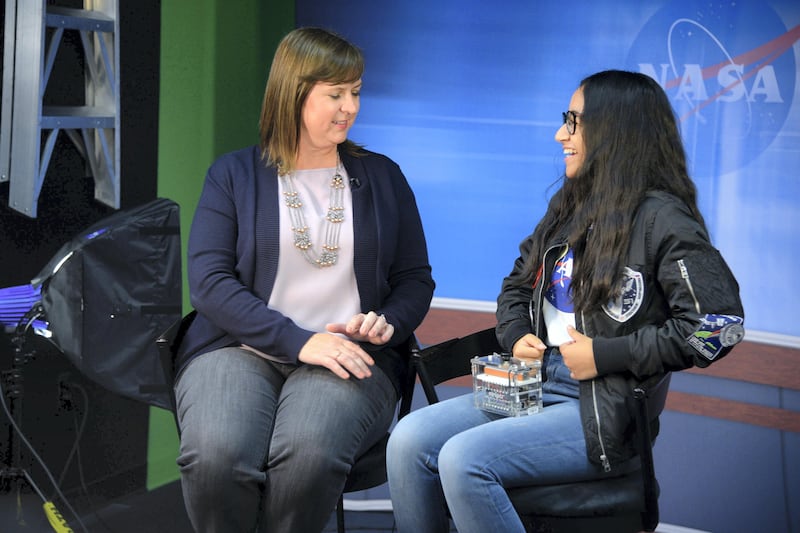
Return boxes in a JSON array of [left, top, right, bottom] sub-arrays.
[[471, 353, 542, 417]]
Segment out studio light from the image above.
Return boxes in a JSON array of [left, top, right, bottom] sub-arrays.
[[1, 197, 182, 531], [1, 197, 182, 409]]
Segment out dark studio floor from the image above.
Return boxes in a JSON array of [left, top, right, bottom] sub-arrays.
[[0, 479, 405, 533]]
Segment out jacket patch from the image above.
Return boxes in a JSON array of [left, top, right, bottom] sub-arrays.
[[603, 267, 643, 323], [687, 314, 745, 362]]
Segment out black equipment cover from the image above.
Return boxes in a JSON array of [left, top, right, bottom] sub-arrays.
[[31, 198, 181, 409]]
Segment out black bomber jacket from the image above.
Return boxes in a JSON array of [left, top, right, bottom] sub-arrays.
[[495, 190, 745, 471]]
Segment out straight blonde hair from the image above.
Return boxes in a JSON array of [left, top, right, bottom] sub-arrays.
[[259, 27, 364, 174]]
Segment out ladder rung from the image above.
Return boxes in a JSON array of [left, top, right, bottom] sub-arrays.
[[45, 6, 115, 33], [42, 106, 115, 129]]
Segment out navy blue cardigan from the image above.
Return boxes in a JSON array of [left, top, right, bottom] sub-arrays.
[[176, 145, 435, 381]]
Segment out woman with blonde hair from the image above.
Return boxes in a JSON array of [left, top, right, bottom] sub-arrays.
[[174, 27, 434, 532]]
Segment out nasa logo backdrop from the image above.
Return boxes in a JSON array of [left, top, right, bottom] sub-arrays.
[[627, 0, 796, 177]]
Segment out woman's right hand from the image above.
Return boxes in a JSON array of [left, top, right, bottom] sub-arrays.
[[512, 334, 547, 363], [298, 332, 375, 380]]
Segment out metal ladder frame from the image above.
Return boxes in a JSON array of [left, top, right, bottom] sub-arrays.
[[1, 0, 119, 218]]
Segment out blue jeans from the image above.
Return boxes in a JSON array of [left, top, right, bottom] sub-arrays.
[[175, 346, 398, 533], [387, 352, 625, 533]]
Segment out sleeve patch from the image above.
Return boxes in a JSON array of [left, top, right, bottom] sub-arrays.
[[687, 314, 745, 362]]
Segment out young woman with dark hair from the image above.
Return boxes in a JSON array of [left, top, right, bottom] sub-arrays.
[[386, 70, 743, 533]]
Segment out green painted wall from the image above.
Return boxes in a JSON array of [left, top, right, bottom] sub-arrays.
[[149, 0, 295, 489]]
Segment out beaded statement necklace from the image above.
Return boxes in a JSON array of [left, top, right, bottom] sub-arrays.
[[279, 160, 346, 268]]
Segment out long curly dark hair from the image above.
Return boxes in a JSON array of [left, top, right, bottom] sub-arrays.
[[518, 70, 707, 311]]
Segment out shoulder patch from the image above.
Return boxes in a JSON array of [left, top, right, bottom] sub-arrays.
[[603, 267, 644, 323]]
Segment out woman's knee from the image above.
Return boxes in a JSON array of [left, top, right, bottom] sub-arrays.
[[438, 432, 482, 487], [275, 438, 348, 479], [179, 431, 265, 488], [387, 411, 432, 462]]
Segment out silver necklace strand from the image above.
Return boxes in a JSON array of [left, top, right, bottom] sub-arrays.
[[279, 160, 345, 268]]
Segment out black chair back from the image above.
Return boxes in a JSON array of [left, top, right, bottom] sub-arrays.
[[155, 310, 196, 435], [415, 327, 501, 403]]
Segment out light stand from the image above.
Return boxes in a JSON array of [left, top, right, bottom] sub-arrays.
[[1, 304, 42, 491], [0, 304, 76, 532]]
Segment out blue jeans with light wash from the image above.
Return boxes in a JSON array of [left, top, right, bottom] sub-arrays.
[[175, 346, 398, 533], [387, 350, 626, 533]]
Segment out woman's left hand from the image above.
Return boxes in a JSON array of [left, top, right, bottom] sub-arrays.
[[326, 311, 395, 345], [559, 325, 598, 380]]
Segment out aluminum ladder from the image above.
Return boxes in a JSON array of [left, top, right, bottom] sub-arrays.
[[1, 0, 120, 218]]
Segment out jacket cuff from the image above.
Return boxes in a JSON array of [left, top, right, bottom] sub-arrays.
[[280, 327, 315, 364], [592, 336, 631, 375], [499, 322, 532, 353]]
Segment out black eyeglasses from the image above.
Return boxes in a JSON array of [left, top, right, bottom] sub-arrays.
[[562, 110, 582, 135]]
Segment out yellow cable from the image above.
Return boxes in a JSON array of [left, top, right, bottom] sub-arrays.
[[43, 501, 74, 533]]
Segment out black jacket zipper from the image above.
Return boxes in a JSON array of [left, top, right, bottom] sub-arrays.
[[582, 311, 611, 472], [678, 258, 701, 313]]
